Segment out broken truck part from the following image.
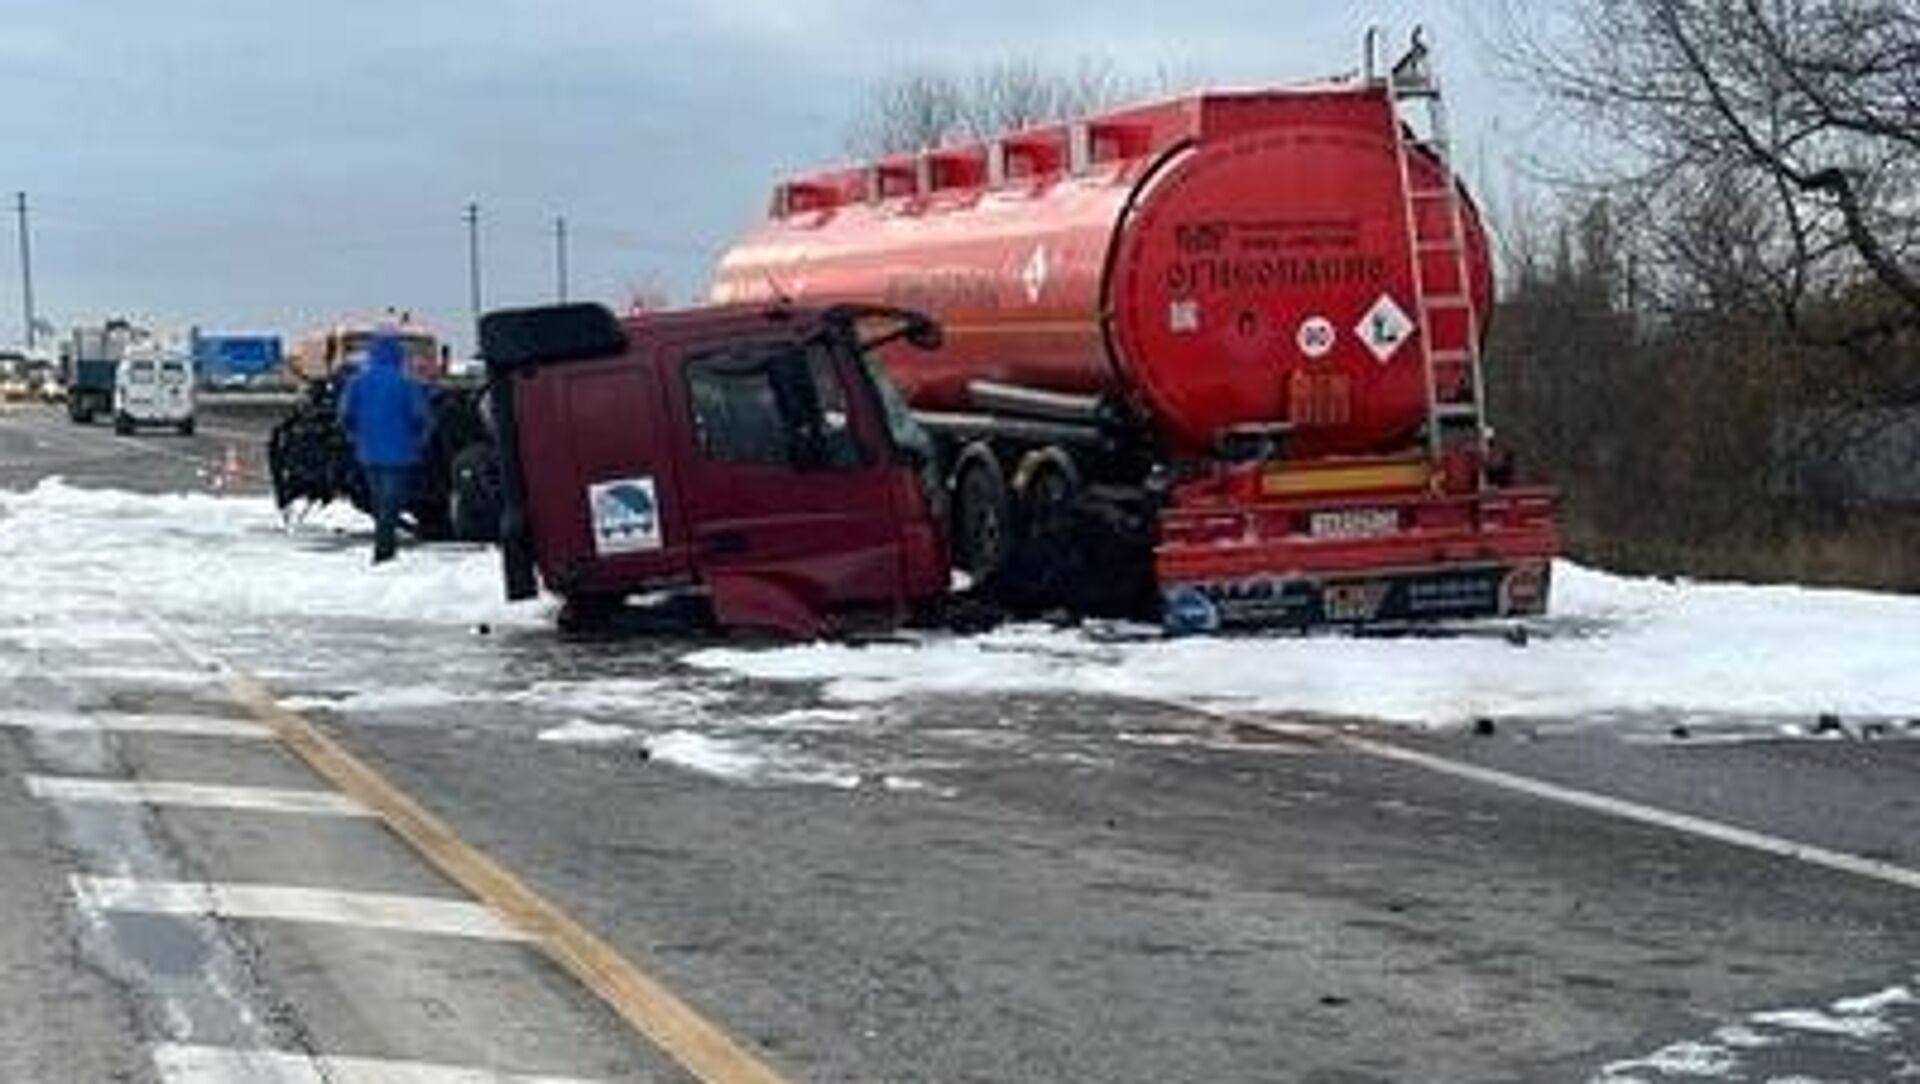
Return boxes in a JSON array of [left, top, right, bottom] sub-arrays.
[[482, 301, 950, 639], [712, 34, 1558, 630], [266, 317, 497, 541]]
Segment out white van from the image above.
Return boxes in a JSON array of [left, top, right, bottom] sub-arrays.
[[114, 348, 196, 435]]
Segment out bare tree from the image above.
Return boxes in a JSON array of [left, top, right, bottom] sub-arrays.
[[848, 56, 1158, 156], [845, 70, 969, 156], [1497, 0, 1920, 350]]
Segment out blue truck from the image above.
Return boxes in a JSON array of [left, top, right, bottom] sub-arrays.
[[190, 329, 282, 387]]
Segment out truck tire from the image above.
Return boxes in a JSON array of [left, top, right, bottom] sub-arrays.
[[951, 445, 1011, 582], [1013, 446, 1081, 542], [114, 413, 134, 436], [177, 418, 195, 437], [448, 443, 502, 543]]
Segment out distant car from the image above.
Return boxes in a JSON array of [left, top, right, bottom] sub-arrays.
[[113, 351, 196, 435], [30, 362, 65, 402], [0, 356, 30, 401]]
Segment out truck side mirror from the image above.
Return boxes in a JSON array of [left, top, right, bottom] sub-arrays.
[[903, 316, 942, 351]]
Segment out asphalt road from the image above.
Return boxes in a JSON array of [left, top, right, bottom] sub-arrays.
[[3, 399, 1918, 1083]]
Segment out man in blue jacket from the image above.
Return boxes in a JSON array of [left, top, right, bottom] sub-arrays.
[[339, 335, 433, 563]]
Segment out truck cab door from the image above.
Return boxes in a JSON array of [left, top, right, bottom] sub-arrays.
[[671, 334, 913, 636]]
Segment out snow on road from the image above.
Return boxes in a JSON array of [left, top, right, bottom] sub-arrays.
[[690, 563, 1920, 728], [1591, 978, 1920, 1082], [0, 480, 535, 629], [6, 480, 1920, 740]]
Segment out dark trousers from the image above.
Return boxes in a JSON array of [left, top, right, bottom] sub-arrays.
[[364, 465, 414, 562]]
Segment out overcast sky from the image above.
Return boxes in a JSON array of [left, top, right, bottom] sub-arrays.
[[0, 1, 1550, 354]]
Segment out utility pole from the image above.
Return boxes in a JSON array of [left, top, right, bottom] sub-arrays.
[[554, 216, 569, 303], [463, 201, 482, 346], [14, 192, 34, 352]]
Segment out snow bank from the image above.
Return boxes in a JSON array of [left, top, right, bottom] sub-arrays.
[[0, 479, 541, 629], [8, 479, 1918, 733], [689, 562, 1920, 727]]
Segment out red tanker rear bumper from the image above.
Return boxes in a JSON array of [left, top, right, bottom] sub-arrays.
[[1154, 464, 1558, 630]]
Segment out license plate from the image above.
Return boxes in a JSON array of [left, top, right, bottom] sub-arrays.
[[1309, 508, 1398, 539]]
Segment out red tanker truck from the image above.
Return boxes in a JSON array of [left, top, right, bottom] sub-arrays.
[[713, 35, 1556, 630]]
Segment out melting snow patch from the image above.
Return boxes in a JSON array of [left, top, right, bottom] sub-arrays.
[[646, 729, 858, 789], [1590, 979, 1918, 1082], [687, 562, 1920, 728], [747, 707, 873, 731], [1597, 1039, 1738, 1080], [537, 719, 638, 745], [1748, 1006, 1899, 1040], [0, 480, 541, 630], [281, 678, 710, 717], [281, 686, 473, 714]]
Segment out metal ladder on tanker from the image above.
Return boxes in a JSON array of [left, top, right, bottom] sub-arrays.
[[1384, 33, 1491, 484]]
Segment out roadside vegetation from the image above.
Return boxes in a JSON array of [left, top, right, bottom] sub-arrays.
[[1487, 0, 1920, 588]]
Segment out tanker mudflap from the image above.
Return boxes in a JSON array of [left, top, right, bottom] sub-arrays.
[[1161, 561, 1552, 634]]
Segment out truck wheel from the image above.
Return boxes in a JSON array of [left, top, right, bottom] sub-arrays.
[[448, 443, 501, 543], [114, 413, 134, 436], [1014, 447, 1081, 541], [177, 418, 195, 437], [952, 448, 1011, 581]]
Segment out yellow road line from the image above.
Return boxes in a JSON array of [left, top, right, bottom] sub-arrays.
[[217, 667, 796, 1084], [113, 596, 798, 1084]]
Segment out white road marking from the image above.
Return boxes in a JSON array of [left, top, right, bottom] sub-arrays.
[[26, 775, 371, 816], [72, 877, 532, 942], [153, 1042, 607, 1084], [0, 710, 273, 739], [1341, 734, 1920, 894], [52, 665, 226, 689]]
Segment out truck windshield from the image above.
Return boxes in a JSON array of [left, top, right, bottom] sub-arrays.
[[127, 363, 155, 383]]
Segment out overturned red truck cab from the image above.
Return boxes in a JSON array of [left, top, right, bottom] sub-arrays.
[[482, 302, 950, 638]]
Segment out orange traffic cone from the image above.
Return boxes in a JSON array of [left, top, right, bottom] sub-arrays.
[[212, 444, 245, 490]]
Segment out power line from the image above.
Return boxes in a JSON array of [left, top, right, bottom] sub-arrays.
[[555, 215, 569, 303]]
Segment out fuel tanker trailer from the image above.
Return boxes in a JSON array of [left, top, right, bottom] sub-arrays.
[[714, 35, 1558, 630]]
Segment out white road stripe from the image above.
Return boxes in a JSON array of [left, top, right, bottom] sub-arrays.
[[26, 775, 371, 816], [0, 710, 273, 739], [153, 1042, 606, 1084], [54, 665, 226, 689], [72, 877, 531, 942], [1342, 734, 1920, 894]]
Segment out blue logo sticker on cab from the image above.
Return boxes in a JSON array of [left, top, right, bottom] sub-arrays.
[[588, 477, 662, 556]]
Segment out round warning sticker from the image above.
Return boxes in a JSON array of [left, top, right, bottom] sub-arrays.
[[1296, 315, 1336, 359]]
